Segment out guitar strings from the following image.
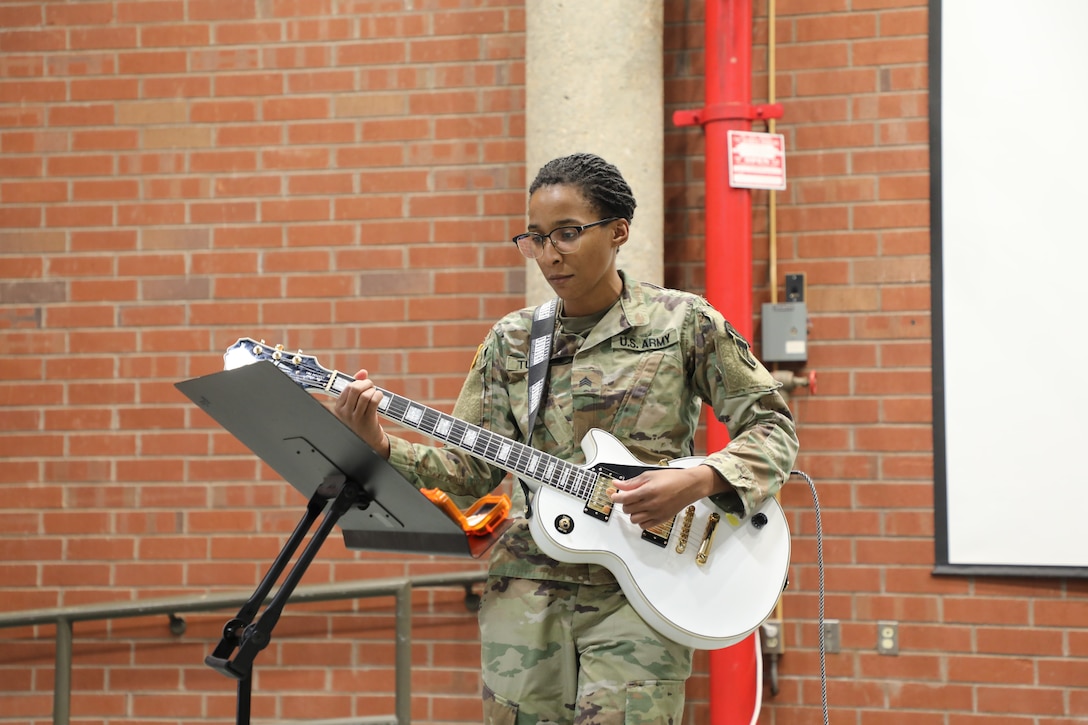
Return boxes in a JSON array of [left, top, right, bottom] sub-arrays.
[[376, 389, 599, 503]]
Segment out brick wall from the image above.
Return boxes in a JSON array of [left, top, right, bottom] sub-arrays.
[[1, 1, 1085, 724], [1, 2, 525, 722]]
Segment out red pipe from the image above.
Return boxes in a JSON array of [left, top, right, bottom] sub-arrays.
[[704, 0, 753, 339], [705, 3, 756, 720], [673, 1, 782, 723]]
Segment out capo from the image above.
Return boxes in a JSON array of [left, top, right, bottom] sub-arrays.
[[422, 489, 511, 536]]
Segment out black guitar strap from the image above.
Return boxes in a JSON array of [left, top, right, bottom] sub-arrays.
[[520, 297, 559, 519]]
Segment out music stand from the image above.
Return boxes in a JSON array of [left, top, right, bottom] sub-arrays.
[[175, 362, 508, 724]]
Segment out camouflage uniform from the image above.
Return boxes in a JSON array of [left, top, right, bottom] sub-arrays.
[[387, 272, 798, 724]]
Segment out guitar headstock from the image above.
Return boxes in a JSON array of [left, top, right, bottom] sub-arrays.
[[224, 337, 338, 394]]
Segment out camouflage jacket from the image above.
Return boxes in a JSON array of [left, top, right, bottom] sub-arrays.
[[387, 271, 799, 584]]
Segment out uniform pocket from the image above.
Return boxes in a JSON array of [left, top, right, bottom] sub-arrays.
[[482, 684, 519, 725], [624, 679, 686, 725], [606, 346, 693, 463]]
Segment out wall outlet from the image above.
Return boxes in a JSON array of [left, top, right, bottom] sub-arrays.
[[877, 621, 899, 655], [761, 620, 784, 655], [822, 619, 840, 654], [785, 273, 806, 302]]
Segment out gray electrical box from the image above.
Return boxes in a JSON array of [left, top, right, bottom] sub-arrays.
[[761, 302, 808, 362]]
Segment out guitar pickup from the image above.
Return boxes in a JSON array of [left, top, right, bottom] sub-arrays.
[[640, 527, 669, 548], [585, 472, 674, 548], [584, 474, 616, 521]]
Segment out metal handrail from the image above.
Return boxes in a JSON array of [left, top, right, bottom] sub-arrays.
[[0, 570, 487, 725]]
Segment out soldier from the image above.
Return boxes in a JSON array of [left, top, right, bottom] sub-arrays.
[[333, 153, 798, 724]]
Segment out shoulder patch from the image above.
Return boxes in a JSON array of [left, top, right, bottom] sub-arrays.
[[726, 323, 758, 370]]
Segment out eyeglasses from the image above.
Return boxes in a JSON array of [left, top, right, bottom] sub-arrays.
[[511, 218, 620, 259]]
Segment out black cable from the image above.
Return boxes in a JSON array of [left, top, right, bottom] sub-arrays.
[[791, 469, 829, 725]]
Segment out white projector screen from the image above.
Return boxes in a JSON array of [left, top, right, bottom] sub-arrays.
[[931, 0, 1088, 576]]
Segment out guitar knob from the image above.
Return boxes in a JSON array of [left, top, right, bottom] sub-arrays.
[[751, 512, 768, 529]]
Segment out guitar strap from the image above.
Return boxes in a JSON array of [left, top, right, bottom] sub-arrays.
[[520, 297, 559, 519]]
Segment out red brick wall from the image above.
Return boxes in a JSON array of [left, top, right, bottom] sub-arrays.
[[2, 1, 1085, 724], [1, 2, 525, 722]]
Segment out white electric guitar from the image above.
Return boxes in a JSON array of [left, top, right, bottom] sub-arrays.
[[224, 338, 790, 650]]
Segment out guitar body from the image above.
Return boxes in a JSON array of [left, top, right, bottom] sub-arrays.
[[528, 429, 790, 650], [222, 338, 791, 650]]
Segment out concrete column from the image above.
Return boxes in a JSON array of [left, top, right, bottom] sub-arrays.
[[523, 0, 664, 306]]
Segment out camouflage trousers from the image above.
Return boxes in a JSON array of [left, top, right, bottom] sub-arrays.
[[479, 575, 693, 725]]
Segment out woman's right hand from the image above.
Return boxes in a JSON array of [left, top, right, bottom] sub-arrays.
[[332, 369, 391, 459]]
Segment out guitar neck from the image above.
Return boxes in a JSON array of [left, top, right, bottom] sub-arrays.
[[323, 370, 594, 502]]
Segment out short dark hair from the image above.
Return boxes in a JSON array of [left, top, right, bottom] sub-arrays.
[[528, 153, 637, 222]]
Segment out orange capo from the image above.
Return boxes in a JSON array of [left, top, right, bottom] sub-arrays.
[[422, 489, 511, 536]]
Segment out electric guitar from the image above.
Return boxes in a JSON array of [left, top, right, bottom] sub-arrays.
[[223, 338, 790, 650]]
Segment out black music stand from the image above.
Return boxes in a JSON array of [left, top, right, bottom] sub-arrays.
[[175, 362, 508, 725]]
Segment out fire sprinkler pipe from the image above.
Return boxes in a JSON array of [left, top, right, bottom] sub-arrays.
[[673, 0, 783, 723]]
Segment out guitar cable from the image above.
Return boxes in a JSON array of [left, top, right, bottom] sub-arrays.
[[792, 468, 830, 725]]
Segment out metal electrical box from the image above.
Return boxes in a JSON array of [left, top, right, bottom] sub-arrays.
[[761, 301, 808, 362]]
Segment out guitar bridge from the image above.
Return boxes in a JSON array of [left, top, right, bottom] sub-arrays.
[[584, 474, 616, 521]]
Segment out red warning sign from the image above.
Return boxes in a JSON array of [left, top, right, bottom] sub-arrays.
[[727, 131, 787, 190]]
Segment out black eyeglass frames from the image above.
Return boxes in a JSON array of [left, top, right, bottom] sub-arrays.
[[511, 217, 621, 259]]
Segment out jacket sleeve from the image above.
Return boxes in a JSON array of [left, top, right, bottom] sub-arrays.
[[686, 299, 800, 516], [386, 328, 511, 500]]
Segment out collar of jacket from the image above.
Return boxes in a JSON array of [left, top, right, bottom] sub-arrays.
[[577, 270, 651, 352]]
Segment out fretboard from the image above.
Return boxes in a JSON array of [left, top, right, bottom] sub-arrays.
[[325, 371, 596, 501]]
